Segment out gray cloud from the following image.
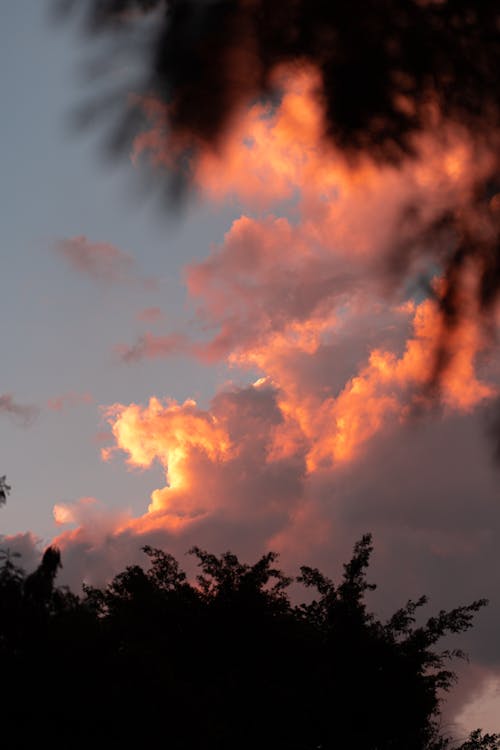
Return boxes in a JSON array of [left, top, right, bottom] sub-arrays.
[[0, 394, 39, 427], [54, 235, 157, 289], [115, 332, 188, 363]]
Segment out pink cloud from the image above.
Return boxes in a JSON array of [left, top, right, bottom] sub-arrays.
[[53, 496, 131, 536], [87, 67, 500, 571], [55, 235, 156, 288], [137, 307, 164, 323], [114, 332, 189, 363], [34, 64, 500, 736], [45, 395, 500, 735], [47, 392, 93, 412]]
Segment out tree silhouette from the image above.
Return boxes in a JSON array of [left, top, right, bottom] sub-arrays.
[[24, 545, 62, 604], [0, 533, 497, 749], [0, 475, 11, 505], [458, 730, 500, 750]]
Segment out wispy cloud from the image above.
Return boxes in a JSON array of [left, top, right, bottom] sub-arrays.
[[115, 332, 188, 363], [137, 307, 164, 323], [54, 235, 156, 289], [47, 392, 94, 412], [0, 394, 39, 427]]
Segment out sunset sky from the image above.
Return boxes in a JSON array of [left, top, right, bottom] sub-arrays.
[[2, 2, 500, 738]]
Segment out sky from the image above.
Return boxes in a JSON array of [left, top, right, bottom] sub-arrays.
[[1, 2, 500, 740]]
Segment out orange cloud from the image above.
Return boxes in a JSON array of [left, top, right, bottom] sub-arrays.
[[94, 276, 495, 543], [37, 52, 500, 739], [52, 62, 499, 583], [134, 63, 495, 252], [102, 398, 232, 520], [53, 496, 131, 534]]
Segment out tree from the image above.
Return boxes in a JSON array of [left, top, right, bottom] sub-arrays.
[[0, 534, 497, 749], [458, 730, 500, 750], [0, 474, 11, 505]]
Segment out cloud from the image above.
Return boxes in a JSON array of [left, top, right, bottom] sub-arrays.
[[128, 58, 500, 397], [47, 7, 500, 734], [54, 235, 155, 288], [61, 2, 500, 376], [53, 383, 307, 585], [54, 496, 131, 535], [49, 252, 500, 734], [70, 1, 500, 158], [0, 532, 42, 575], [48, 59, 499, 609], [136, 307, 164, 323], [132, 67, 498, 375], [115, 332, 189, 363], [0, 394, 39, 427], [454, 673, 500, 739], [47, 391, 93, 412], [27, 355, 496, 739], [48, 387, 500, 735]]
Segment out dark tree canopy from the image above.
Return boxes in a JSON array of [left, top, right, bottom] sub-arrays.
[[0, 533, 497, 749]]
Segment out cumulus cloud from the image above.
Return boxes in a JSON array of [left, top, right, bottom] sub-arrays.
[[44, 7, 500, 734], [132, 68, 498, 375], [63, 1, 500, 349], [51, 393, 500, 734], [54, 496, 131, 535], [45, 66, 500, 732]]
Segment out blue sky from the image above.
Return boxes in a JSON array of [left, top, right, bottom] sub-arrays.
[[1, 3, 235, 538]]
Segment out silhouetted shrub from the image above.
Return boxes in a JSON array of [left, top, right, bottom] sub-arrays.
[[0, 534, 497, 749]]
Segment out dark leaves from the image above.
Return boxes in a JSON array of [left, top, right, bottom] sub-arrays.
[[0, 533, 494, 748]]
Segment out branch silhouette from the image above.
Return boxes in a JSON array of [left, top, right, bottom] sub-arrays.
[[0, 530, 496, 749]]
